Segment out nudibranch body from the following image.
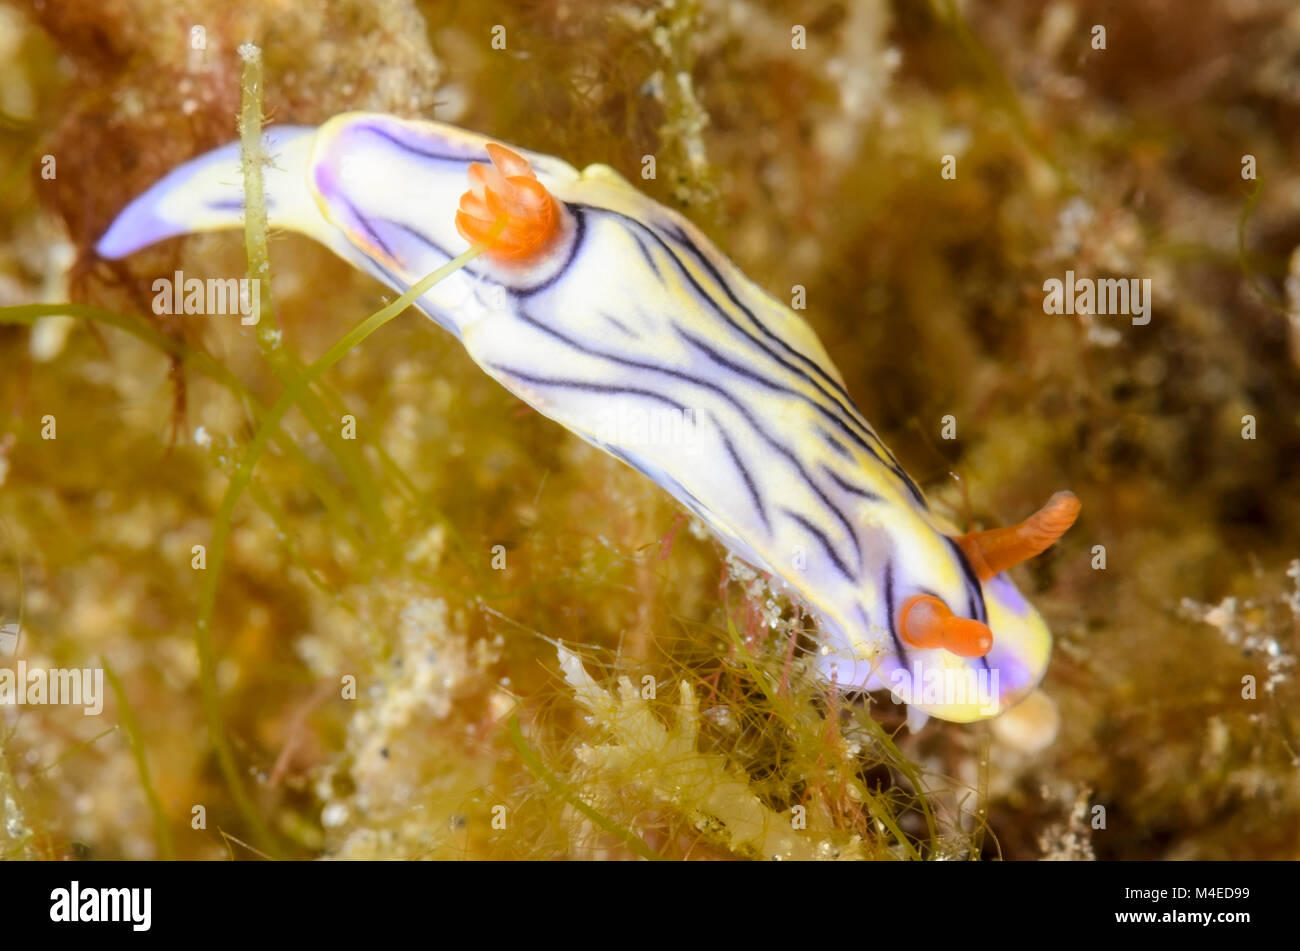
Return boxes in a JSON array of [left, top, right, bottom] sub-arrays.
[[97, 113, 1079, 726]]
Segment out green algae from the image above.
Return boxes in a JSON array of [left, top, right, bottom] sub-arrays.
[[0, 0, 1297, 861]]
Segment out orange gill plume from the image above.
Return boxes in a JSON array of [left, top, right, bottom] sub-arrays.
[[455, 143, 562, 263]]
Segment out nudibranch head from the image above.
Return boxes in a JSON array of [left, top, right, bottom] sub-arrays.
[[849, 491, 1078, 724]]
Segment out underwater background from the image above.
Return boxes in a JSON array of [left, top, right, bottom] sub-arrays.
[[1, 0, 1298, 860]]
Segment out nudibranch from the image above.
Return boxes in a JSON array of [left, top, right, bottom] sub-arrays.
[[96, 113, 1079, 727]]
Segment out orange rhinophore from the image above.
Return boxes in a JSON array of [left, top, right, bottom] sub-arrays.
[[954, 490, 1081, 583], [455, 143, 562, 263], [898, 594, 994, 658]]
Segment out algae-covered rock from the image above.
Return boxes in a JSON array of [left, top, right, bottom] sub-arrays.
[[0, 0, 1297, 860]]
